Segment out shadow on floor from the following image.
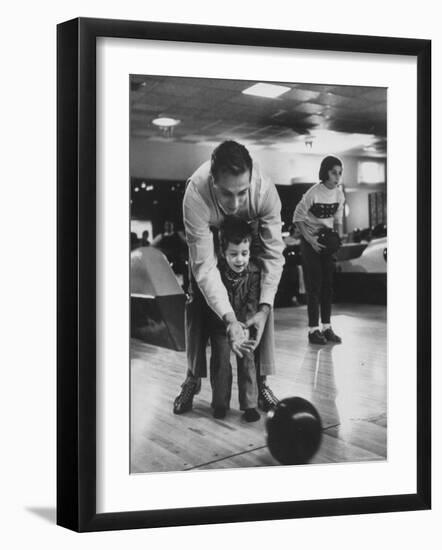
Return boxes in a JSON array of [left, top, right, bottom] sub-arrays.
[[25, 506, 56, 524]]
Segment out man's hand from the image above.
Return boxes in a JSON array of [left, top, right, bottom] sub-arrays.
[[243, 305, 271, 350]]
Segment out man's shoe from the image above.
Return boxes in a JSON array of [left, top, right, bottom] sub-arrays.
[[323, 327, 342, 344], [258, 383, 279, 412], [308, 329, 327, 345], [173, 379, 200, 414]]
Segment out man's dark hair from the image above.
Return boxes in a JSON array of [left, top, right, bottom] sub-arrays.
[[219, 216, 253, 252], [319, 155, 343, 182], [211, 140, 253, 181]]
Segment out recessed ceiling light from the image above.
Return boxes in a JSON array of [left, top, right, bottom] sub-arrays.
[[152, 117, 180, 127], [242, 83, 291, 98]]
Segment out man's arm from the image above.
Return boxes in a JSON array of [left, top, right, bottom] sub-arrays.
[[243, 182, 285, 347], [255, 182, 285, 307], [243, 269, 269, 350], [183, 182, 233, 319]]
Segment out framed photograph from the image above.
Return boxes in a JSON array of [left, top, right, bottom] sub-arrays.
[[57, 17, 431, 532]]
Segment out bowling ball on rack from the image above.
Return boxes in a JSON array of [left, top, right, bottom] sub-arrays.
[[266, 397, 322, 465]]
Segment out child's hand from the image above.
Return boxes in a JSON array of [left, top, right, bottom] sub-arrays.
[[226, 320, 249, 358], [229, 325, 254, 357]]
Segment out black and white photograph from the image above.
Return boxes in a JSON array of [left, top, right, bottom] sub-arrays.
[[0, 0, 437, 543], [129, 75, 388, 474]]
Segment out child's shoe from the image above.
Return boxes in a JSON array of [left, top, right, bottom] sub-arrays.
[[243, 408, 260, 422], [213, 407, 227, 419]]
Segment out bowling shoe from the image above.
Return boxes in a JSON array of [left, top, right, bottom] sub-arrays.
[[258, 383, 279, 412], [173, 378, 201, 414]]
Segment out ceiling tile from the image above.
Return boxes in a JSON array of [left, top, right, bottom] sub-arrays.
[[129, 74, 387, 153]]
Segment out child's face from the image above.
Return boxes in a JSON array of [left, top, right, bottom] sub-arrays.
[[224, 239, 250, 273], [325, 165, 343, 187]]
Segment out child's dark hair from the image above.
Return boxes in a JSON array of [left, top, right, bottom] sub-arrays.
[[219, 216, 253, 252], [211, 140, 253, 180], [319, 155, 343, 182]]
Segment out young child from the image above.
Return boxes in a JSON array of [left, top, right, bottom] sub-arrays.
[[293, 155, 345, 345], [208, 217, 261, 422]]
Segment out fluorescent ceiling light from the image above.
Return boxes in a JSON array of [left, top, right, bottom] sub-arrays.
[[242, 83, 291, 98], [152, 117, 180, 127]]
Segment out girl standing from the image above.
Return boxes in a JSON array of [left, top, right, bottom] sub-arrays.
[[293, 155, 345, 344]]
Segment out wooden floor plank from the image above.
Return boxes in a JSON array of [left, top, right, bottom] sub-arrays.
[[131, 304, 387, 473], [190, 431, 384, 471]]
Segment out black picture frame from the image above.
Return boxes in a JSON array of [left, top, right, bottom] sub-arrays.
[[57, 17, 431, 532]]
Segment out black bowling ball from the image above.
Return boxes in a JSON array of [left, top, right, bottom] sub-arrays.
[[266, 397, 322, 465], [317, 228, 341, 255]]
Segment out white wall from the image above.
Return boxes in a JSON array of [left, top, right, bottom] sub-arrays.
[[345, 186, 386, 231], [130, 138, 363, 185], [131, 138, 384, 230], [2, 1, 440, 550]]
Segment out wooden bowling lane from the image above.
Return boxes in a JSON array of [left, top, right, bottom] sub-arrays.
[[130, 304, 387, 473], [190, 431, 384, 471]]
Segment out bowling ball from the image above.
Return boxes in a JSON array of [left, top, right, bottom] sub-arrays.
[[317, 228, 341, 255], [266, 397, 322, 465]]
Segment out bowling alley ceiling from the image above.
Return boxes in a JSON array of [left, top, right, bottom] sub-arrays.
[[130, 75, 387, 156]]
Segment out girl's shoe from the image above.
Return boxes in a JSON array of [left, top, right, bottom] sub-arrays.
[[323, 327, 342, 343], [308, 329, 327, 345]]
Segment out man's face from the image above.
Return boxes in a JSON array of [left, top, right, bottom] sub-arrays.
[[212, 170, 251, 215]]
